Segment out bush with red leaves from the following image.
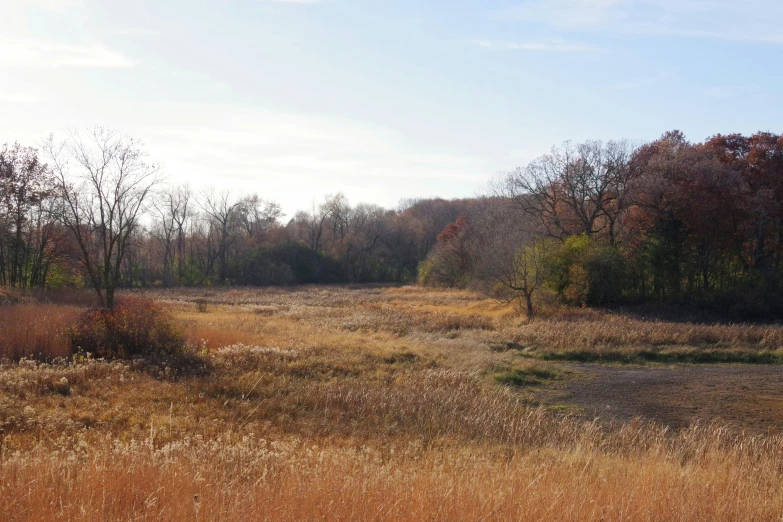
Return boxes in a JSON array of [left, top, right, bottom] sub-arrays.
[[67, 297, 185, 358]]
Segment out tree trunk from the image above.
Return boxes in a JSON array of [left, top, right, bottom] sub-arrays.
[[525, 291, 534, 318], [106, 287, 115, 310]]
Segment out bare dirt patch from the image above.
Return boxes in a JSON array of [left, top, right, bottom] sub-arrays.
[[559, 364, 783, 433]]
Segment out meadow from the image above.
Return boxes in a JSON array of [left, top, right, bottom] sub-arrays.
[[2, 285, 783, 521]]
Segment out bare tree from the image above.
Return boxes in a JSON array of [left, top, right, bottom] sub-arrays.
[[153, 185, 192, 285], [342, 203, 388, 281], [293, 199, 330, 254], [323, 193, 352, 245], [504, 140, 638, 245], [236, 194, 283, 241], [151, 201, 177, 286], [475, 198, 550, 317], [198, 188, 242, 283], [169, 185, 192, 280], [45, 128, 162, 309]]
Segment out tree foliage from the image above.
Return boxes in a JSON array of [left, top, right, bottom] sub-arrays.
[[428, 131, 783, 318]]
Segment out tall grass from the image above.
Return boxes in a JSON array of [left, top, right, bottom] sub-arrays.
[[0, 304, 80, 359], [4, 350, 781, 521], [509, 314, 783, 362], [3, 372, 783, 522], [3, 431, 782, 522], [149, 285, 783, 364], [4, 286, 783, 521]]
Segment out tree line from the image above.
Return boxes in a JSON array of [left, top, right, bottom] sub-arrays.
[[0, 128, 475, 304], [421, 130, 783, 319], [2, 127, 782, 317]]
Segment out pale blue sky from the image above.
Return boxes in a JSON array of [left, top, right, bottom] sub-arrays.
[[2, 0, 782, 214]]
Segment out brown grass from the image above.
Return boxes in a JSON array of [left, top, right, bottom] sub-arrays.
[[509, 313, 783, 363], [0, 304, 81, 360], [3, 285, 783, 520], [4, 428, 783, 522]]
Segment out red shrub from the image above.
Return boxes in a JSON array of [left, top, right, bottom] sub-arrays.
[[67, 297, 185, 358]]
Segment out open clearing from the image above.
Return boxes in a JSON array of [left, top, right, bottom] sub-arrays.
[[560, 364, 783, 432]]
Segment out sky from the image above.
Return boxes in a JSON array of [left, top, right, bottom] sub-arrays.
[[1, 0, 782, 216]]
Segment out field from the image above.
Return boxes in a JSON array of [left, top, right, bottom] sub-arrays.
[[2, 285, 783, 521]]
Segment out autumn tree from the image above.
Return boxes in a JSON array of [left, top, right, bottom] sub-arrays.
[[381, 210, 425, 281], [236, 194, 283, 244], [418, 215, 476, 287], [503, 140, 638, 245], [0, 143, 60, 287], [705, 132, 783, 278], [628, 131, 747, 296]]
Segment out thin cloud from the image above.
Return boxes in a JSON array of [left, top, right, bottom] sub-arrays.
[[0, 38, 135, 68], [497, 0, 628, 29], [111, 28, 163, 37], [140, 104, 494, 214], [475, 39, 598, 52], [496, 0, 783, 44]]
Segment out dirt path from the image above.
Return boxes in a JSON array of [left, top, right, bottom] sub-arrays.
[[557, 364, 783, 433]]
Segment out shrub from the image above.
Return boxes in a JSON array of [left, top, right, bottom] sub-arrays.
[[417, 247, 473, 288], [67, 297, 185, 358], [546, 234, 628, 305], [195, 298, 208, 313]]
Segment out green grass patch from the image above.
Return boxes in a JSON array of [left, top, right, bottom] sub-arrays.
[[493, 363, 567, 387]]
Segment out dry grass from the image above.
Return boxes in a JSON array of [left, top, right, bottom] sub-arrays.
[[4, 428, 783, 522], [0, 304, 80, 359], [508, 313, 783, 363], [149, 285, 783, 364], [3, 358, 783, 521], [4, 354, 783, 521], [3, 285, 783, 520]]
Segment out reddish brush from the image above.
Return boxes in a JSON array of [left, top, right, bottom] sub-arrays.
[[67, 297, 185, 358]]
